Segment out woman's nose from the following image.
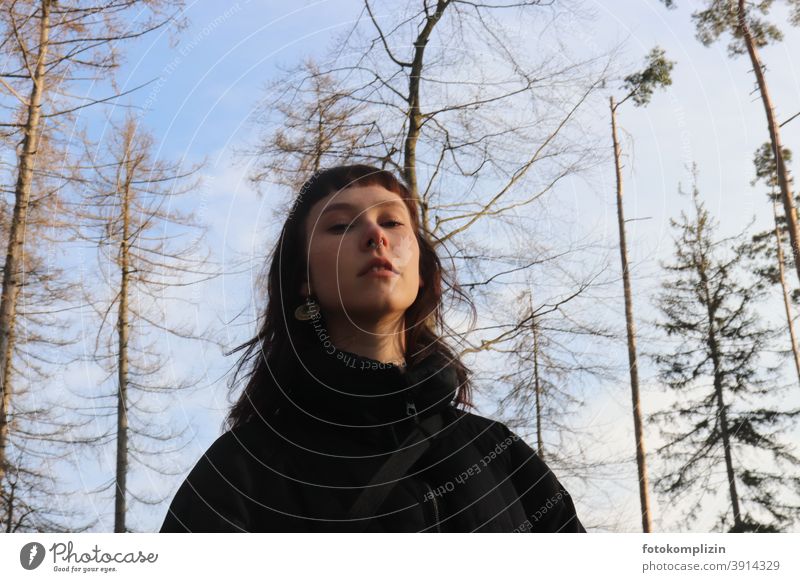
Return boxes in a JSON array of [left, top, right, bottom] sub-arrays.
[[363, 221, 388, 250]]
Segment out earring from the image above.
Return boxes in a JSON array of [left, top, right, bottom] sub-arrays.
[[294, 295, 320, 321]]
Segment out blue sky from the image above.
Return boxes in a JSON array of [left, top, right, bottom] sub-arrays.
[[50, 0, 800, 531]]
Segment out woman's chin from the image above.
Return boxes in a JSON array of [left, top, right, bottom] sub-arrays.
[[340, 299, 411, 320]]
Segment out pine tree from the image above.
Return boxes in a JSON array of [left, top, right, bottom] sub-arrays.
[[610, 46, 675, 532], [742, 143, 800, 385], [660, 0, 800, 291], [651, 169, 800, 532]]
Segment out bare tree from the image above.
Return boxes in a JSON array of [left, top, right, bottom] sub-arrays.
[[0, 171, 86, 531], [246, 59, 381, 195], [75, 113, 221, 532], [493, 285, 617, 462], [248, 1, 608, 234], [243, 0, 618, 528], [0, 109, 96, 531], [0, 0, 185, 530]]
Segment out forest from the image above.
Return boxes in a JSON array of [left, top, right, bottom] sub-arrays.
[[1, 0, 799, 533]]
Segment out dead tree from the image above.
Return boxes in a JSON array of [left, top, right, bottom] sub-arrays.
[[244, 1, 619, 529], [0, 0, 185, 530], [76, 113, 221, 532]]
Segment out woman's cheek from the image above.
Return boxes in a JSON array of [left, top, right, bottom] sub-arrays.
[[391, 233, 417, 272]]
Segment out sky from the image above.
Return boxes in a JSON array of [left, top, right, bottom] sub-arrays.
[[41, 0, 800, 532]]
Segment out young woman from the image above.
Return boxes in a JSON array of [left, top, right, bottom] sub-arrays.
[[160, 164, 586, 533]]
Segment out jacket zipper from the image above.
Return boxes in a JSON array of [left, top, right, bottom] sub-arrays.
[[406, 400, 441, 532], [422, 480, 442, 532]]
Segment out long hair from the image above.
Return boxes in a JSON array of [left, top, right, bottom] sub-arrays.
[[225, 164, 476, 430]]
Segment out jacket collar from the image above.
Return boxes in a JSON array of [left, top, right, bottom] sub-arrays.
[[275, 339, 459, 436]]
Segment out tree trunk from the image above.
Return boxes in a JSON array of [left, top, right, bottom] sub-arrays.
[[771, 196, 800, 385], [314, 109, 324, 172], [0, 319, 16, 495], [738, 0, 800, 288], [699, 264, 744, 531], [0, 0, 51, 489], [532, 315, 544, 460], [710, 342, 743, 531], [114, 153, 133, 533], [610, 96, 652, 533], [4, 476, 15, 532], [403, 0, 447, 227]]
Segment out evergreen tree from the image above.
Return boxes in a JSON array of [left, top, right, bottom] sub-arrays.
[[651, 170, 800, 532], [744, 143, 797, 300], [661, 0, 800, 289], [610, 46, 675, 532], [742, 143, 800, 385]]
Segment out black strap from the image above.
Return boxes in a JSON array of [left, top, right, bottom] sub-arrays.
[[347, 414, 444, 532]]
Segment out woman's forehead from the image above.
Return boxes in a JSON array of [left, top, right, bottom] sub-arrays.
[[311, 185, 409, 218]]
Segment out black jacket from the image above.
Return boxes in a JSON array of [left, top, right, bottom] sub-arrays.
[[160, 344, 586, 533]]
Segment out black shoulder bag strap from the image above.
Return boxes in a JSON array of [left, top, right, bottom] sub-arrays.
[[346, 413, 444, 532]]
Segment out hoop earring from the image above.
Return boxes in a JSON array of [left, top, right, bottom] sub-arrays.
[[294, 295, 320, 321]]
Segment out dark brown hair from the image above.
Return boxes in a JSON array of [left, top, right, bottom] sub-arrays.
[[225, 164, 476, 430]]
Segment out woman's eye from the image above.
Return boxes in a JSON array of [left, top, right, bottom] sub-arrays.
[[328, 220, 403, 232]]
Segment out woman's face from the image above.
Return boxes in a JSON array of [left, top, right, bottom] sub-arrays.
[[301, 184, 422, 323]]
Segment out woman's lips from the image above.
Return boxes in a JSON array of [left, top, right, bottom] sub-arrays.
[[359, 256, 397, 275], [362, 267, 399, 278]]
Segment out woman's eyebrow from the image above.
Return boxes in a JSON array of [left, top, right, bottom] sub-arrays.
[[320, 199, 407, 215]]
